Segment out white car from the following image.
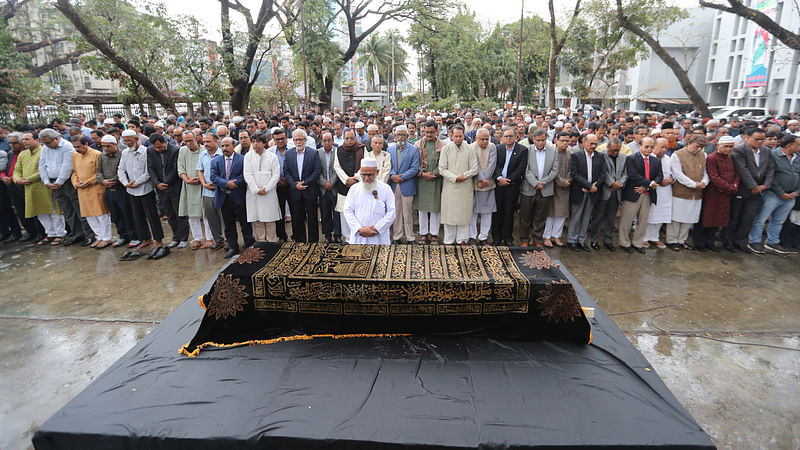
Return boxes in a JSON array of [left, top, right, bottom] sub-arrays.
[[711, 106, 769, 122]]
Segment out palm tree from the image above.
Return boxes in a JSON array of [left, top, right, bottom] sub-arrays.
[[357, 34, 391, 91]]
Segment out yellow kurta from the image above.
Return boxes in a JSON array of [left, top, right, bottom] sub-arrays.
[[71, 149, 109, 217], [13, 146, 59, 218], [439, 141, 478, 225]]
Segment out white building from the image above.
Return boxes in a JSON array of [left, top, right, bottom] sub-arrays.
[[556, 8, 715, 112], [704, 0, 800, 114]]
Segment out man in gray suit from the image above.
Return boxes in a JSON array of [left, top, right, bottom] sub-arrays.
[[727, 127, 774, 253], [317, 131, 341, 243], [518, 129, 558, 247], [591, 138, 627, 251]]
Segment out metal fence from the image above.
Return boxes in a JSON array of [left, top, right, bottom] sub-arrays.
[[23, 102, 231, 124]]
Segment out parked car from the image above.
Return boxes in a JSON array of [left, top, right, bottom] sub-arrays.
[[711, 106, 769, 122], [624, 109, 665, 118]]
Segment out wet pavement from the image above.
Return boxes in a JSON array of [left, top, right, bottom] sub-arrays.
[[1, 233, 798, 449]]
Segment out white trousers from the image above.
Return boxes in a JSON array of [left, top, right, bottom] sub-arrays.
[[470, 212, 492, 240], [38, 214, 66, 237], [188, 216, 206, 241], [543, 216, 566, 239], [645, 223, 663, 242], [86, 214, 112, 241], [340, 213, 351, 243], [443, 224, 470, 244], [418, 211, 441, 236]]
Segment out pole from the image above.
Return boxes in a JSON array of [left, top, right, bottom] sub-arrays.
[[391, 33, 395, 104], [301, 1, 308, 112], [516, 0, 524, 107]]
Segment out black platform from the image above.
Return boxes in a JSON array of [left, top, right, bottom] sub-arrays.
[[33, 263, 714, 449]]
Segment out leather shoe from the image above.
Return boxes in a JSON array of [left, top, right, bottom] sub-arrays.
[[224, 248, 240, 258], [708, 244, 720, 252], [695, 245, 706, 252], [635, 246, 646, 254], [568, 243, 580, 252], [63, 235, 84, 246], [23, 234, 40, 242], [152, 247, 170, 260], [81, 238, 95, 247], [579, 243, 591, 252], [3, 233, 21, 243], [120, 250, 144, 261], [620, 246, 633, 253], [146, 246, 162, 259], [604, 243, 616, 252], [723, 242, 736, 253], [590, 242, 600, 251]]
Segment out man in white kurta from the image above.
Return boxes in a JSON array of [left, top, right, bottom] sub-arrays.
[[439, 125, 478, 245], [645, 138, 674, 248], [343, 159, 396, 244], [667, 136, 708, 249], [243, 133, 281, 242]]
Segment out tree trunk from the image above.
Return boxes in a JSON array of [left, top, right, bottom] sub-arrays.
[[547, 0, 581, 109], [616, 0, 711, 118], [319, 77, 333, 110], [54, 0, 175, 111], [429, 53, 437, 100], [547, 51, 558, 109]]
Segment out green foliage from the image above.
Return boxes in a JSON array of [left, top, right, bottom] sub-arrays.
[[357, 34, 391, 90], [250, 79, 301, 111], [472, 97, 500, 112], [359, 100, 378, 110], [0, 27, 55, 124], [174, 37, 228, 104], [286, 0, 342, 102]]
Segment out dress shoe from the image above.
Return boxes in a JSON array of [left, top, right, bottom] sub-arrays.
[[151, 247, 170, 260], [334, 236, 343, 243], [3, 233, 21, 243], [695, 245, 706, 252], [23, 234, 40, 242], [112, 238, 129, 248], [579, 243, 591, 252], [146, 246, 163, 259], [224, 248, 240, 259], [620, 246, 633, 253], [119, 250, 144, 261], [568, 243, 580, 252], [325, 236, 332, 244], [63, 235, 84, 246], [723, 242, 737, 253], [590, 242, 600, 251], [635, 246, 646, 254], [604, 243, 616, 252], [707, 244, 720, 252], [81, 238, 95, 247]]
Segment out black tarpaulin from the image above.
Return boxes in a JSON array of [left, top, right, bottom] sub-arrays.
[[32, 263, 715, 449]]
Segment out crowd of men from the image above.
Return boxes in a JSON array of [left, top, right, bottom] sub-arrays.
[[1, 105, 799, 259]]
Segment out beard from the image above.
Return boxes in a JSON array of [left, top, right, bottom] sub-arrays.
[[361, 180, 377, 192]]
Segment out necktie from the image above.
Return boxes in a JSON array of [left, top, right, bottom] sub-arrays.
[[644, 156, 650, 181], [225, 157, 232, 179]]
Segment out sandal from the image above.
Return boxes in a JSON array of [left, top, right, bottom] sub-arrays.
[[190, 240, 202, 250], [49, 237, 63, 246], [200, 240, 214, 249], [430, 235, 440, 245], [417, 235, 428, 245], [95, 241, 110, 249], [37, 237, 51, 246]]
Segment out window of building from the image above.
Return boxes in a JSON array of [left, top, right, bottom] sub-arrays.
[[733, 16, 740, 34], [713, 18, 721, 40], [712, 43, 717, 56], [726, 56, 734, 79], [739, 16, 748, 34], [708, 59, 716, 80], [738, 38, 745, 51], [730, 40, 736, 52]]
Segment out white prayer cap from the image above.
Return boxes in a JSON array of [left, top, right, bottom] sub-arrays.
[[650, 128, 660, 136], [361, 159, 378, 168], [232, 116, 244, 123], [395, 125, 408, 133], [415, 114, 424, 120], [103, 118, 115, 125], [154, 121, 165, 128], [441, 112, 448, 118], [718, 136, 735, 144], [384, 116, 392, 122], [557, 114, 566, 121], [101, 135, 117, 144], [121, 129, 137, 137], [554, 121, 564, 128], [367, 124, 379, 132], [354, 121, 365, 129], [524, 117, 532, 123]]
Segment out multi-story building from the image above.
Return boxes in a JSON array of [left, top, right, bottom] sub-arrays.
[[705, 0, 800, 113], [8, 0, 121, 97]]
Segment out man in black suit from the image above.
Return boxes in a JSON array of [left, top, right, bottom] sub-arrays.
[[618, 137, 663, 253], [147, 133, 188, 248], [567, 134, 606, 251], [285, 129, 322, 243], [492, 127, 528, 245], [727, 127, 774, 253], [210, 137, 253, 258]]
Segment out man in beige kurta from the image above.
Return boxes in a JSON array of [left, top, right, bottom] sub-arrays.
[[71, 136, 111, 247], [439, 125, 478, 245]]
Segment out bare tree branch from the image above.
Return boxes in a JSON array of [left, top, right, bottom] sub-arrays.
[[14, 36, 70, 53], [28, 49, 85, 77], [698, 0, 800, 50]]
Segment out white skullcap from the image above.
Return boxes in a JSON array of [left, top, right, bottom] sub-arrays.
[[103, 118, 115, 125], [232, 116, 244, 123], [718, 136, 736, 144], [361, 159, 378, 168], [557, 114, 566, 121], [384, 116, 392, 122], [367, 124, 379, 132], [650, 128, 660, 136], [101, 135, 117, 144], [121, 129, 137, 137], [354, 122, 365, 129], [154, 121, 165, 128], [441, 113, 449, 118], [554, 121, 564, 128], [524, 117, 532, 123], [395, 125, 408, 133]]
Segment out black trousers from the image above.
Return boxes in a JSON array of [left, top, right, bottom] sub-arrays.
[[129, 191, 164, 241], [158, 188, 188, 242], [289, 196, 319, 243], [221, 194, 253, 251], [780, 220, 800, 249], [319, 189, 341, 240], [276, 183, 289, 240], [0, 181, 21, 235], [104, 189, 136, 240], [7, 183, 43, 238], [492, 184, 520, 244], [724, 195, 762, 246], [591, 195, 620, 245], [53, 180, 94, 239]]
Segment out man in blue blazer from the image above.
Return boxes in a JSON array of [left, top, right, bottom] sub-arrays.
[[388, 125, 419, 243], [210, 137, 253, 258], [567, 134, 607, 252], [284, 129, 322, 242]]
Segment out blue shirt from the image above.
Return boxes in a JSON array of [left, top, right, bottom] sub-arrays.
[[196, 148, 222, 197], [39, 138, 75, 186], [271, 145, 287, 177], [501, 148, 513, 179]]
